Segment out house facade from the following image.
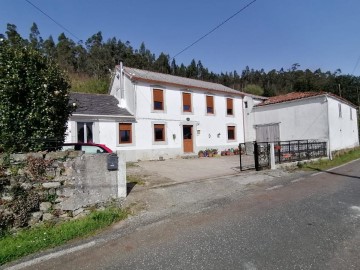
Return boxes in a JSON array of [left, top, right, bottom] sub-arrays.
[[108, 65, 252, 161], [246, 92, 359, 154], [67, 65, 255, 161]]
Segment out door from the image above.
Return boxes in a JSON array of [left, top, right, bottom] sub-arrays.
[[183, 125, 193, 153], [256, 123, 280, 142], [77, 122, 93, 143]]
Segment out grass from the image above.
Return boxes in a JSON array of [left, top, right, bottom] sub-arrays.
[[298, 147, 360, 171], [127, 175, 145, 186], [0, 207, 128, 265]]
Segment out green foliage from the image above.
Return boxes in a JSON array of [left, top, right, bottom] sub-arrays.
[[69, 74, 109, 94], [298, 147, 360, 171], [0, 38, 74, 153], [244, 84, 264, 96], [0, 207, 128, 265]]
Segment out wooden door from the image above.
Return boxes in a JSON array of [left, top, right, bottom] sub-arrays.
[[183, 125, 193, 153]]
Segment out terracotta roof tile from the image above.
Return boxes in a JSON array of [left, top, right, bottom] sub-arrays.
[[256, 91, 357, 108]]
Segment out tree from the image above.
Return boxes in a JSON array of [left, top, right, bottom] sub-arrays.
[[29, 22, 43, 51], [0, 39, 74, 152], [244, 84, 264, 96]]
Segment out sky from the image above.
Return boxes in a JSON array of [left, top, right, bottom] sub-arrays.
[[1, 0, 360, 76]]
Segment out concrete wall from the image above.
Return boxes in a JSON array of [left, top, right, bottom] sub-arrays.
[[253, 96, 329, 142], [116, 78, 245, 161], [327, 96, 359, 151]]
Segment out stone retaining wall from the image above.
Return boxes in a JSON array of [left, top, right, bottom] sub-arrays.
[[0, 151, 126, 232]]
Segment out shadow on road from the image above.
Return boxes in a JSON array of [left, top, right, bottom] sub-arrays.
[[308, 167, 360, 179]]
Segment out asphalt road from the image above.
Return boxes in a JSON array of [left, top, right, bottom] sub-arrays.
[[7, 160, 360, 270]]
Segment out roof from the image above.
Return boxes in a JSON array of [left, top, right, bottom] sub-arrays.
[[120, 66, 267, 99], [255, 91, 357, 108], [70, 92, 133, 116]]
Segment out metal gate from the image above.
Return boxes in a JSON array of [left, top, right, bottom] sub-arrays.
[[239, 142, 270, 171]]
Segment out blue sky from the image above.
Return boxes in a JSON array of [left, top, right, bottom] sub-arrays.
[[1, 0, 360, 76]]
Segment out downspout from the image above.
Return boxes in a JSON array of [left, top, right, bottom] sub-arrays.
[[242, 98, 246, 143], [325, 95, 332, 160]]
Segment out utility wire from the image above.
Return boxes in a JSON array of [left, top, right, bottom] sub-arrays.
[[171, 0, 257, 60], [24, 0, 81, 42]]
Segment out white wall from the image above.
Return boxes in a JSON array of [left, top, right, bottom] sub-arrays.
[[243, 96, 263, 142], [327, 96, 359, 151], [115, 79, 245, 161], [253, 96, 329, 142]]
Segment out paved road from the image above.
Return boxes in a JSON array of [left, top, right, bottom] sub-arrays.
[[7, 160, 360, 270]]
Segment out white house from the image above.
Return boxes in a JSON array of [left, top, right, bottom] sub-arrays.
[[245, 92, 359, 154], [67, 65, 260, 161]]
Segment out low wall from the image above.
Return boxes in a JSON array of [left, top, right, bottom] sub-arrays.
[[0, 151, 126, 231]]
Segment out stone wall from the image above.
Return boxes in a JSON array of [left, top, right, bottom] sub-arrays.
[[0, 151, 126, 231]]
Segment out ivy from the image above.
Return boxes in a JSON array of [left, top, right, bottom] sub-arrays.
[[0, 39, 74, 153]]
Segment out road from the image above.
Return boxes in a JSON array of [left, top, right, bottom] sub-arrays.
[[7, 160, 360, 270]]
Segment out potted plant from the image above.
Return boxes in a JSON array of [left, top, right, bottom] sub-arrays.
[[198, 150, 204, 158]]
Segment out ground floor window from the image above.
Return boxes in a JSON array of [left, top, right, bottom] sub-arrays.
[[119, 123, 132, 144], [154, 124, 165, 141], [77, 122, 93, 143], [227, 126, 235, 140]]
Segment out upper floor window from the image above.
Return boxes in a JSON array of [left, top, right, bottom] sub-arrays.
[[183, 93, 192, 112], [227, 98, 233, 115], [119, 123, 132, 144], [244, 101, 248, 108], [350, 108, 353, 120], [206, 95, 214, 114], [154, 124, 165, 141], [338, 103, 342, 118], [153, 89, 164, 111]]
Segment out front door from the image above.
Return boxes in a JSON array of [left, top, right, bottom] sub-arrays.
[[183, 125, 193, 153]]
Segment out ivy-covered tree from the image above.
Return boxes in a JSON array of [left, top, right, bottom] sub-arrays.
[[0, 38, 74, 152]]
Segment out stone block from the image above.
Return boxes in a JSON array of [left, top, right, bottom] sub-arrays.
[[73, 207, 84, 217], [40, 202, 52, 212], [42, 213, 54, 221], [29, 211, 43, 226], [45, 151, 68, 160], [10, 153, 27, 162], [20, 182, 33, 190], [67, 151, 83, 159], [42, 182, 60, 189]]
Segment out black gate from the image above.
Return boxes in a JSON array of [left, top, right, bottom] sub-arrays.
[[239, 141, 270, 171], [240, 140, 327, 171]]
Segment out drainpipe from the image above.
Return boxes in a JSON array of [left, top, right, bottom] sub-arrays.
[[325, 95, 332, 160], [242, 97, 246, 143]]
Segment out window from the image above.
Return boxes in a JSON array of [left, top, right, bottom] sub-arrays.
[[153, 89, 164, 110], [338, 103, 342, 118], [244, 101, 248, 108], [77, 122, 93, 143], [154, 124, 165, 141], [227, 126, 235, 140], [350, 108, 353, 120], [119, 123, 132, 144], [227, 98, 233, 115], [183, 93, 192, 112], [206, 95, 214, 114]]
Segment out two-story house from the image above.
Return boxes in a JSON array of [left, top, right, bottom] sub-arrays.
[[67, 64, 258, 161]]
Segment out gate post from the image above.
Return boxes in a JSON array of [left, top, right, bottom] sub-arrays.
[[254, 141, 260, 171], [269, 143, 276, 170], [239, 143, 242, 171]]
